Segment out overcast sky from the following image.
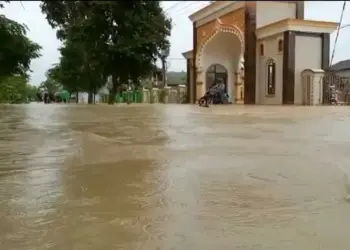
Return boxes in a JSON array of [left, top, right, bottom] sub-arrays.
[[2, 1, 350, 85]]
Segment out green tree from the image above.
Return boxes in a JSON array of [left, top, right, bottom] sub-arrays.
[[44, 40, 106, 104], [40, 1, 171, 104], [0, 75, 35, 103], [0, 1, 42, 81], [26, 84, 38, 101], [0, 1, 42, 103], [47, 43, 85, 103], [38, 79, 60, 94], [41, 1, 109, 104], [38, 64, 64, 95]]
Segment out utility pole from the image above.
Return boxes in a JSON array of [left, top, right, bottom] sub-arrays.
[[161, 59, 167, 87], [160, 48, 169, 87]]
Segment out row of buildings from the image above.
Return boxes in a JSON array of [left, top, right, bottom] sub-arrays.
[[181, 1, 350, 105]]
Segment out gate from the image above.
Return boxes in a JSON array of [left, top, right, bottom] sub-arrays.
[[322, 73, 350, 105]]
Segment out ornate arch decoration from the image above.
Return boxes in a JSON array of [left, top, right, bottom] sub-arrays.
[[196, 24, 244, 71]]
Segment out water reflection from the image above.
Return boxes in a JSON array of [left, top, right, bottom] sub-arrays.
[[1, 104, 350, 250]]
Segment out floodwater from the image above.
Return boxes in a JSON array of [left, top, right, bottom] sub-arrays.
[[1, 103, 350, 250]]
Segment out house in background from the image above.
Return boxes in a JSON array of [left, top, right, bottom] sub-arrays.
[[329, 60, 350, 78], [182, 1, 338, 105], [326, 59, 350, 104]]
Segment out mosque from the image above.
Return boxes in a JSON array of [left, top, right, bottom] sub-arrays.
[[182, 1, 338, 105]]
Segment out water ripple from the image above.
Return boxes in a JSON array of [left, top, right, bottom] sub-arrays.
[[0, 104, 350, 250]]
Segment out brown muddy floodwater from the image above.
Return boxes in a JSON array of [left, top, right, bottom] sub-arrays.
[[1, 103, 350, 250]]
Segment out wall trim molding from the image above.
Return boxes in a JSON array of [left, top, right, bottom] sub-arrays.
[[196, 25, 244, 71]]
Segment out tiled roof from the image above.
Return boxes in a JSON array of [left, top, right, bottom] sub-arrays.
[[330, 59, 350, 72]]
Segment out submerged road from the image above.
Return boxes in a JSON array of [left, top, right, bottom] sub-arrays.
[[1, 103, 350, 250]]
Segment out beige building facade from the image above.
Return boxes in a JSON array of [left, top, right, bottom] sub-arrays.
[[182, 1, 338, 105]]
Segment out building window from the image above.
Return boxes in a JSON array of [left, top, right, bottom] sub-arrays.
[[278, 39, 283, 52], [259, 43, 264, 56], [266, 59, 276, 96]]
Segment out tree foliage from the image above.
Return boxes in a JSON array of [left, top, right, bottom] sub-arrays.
[[40, 1, 172, 104], [0, 1, 42, 103], [44, 39, 107, 103], [0, 75, 38, 103], [38, 73, 60, 94], [0, 1, 42, 80]]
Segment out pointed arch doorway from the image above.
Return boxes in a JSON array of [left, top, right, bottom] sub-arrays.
[[197, 25, 244, 103]]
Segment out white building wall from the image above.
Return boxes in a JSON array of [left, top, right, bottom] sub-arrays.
[[256, 34, 284, 105], [256, 1, 296, 29], [77, 92, 101, 104], [294, 36, 322, 104], [198, 32, 242, 102]]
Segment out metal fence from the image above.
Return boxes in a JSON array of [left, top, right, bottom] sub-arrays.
[[322, 73, 350, 105]]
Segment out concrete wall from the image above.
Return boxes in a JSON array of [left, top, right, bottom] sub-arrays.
[[256, 34, 284, 104], [77, 92, 101, 104], [256, 1, 296, 29], [142, 86, 187, 104], [294, 35, 322, 104]]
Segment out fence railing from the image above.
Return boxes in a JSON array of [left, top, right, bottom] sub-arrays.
[[322, 74, 350, 105], [100, 85, 188, 104]]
